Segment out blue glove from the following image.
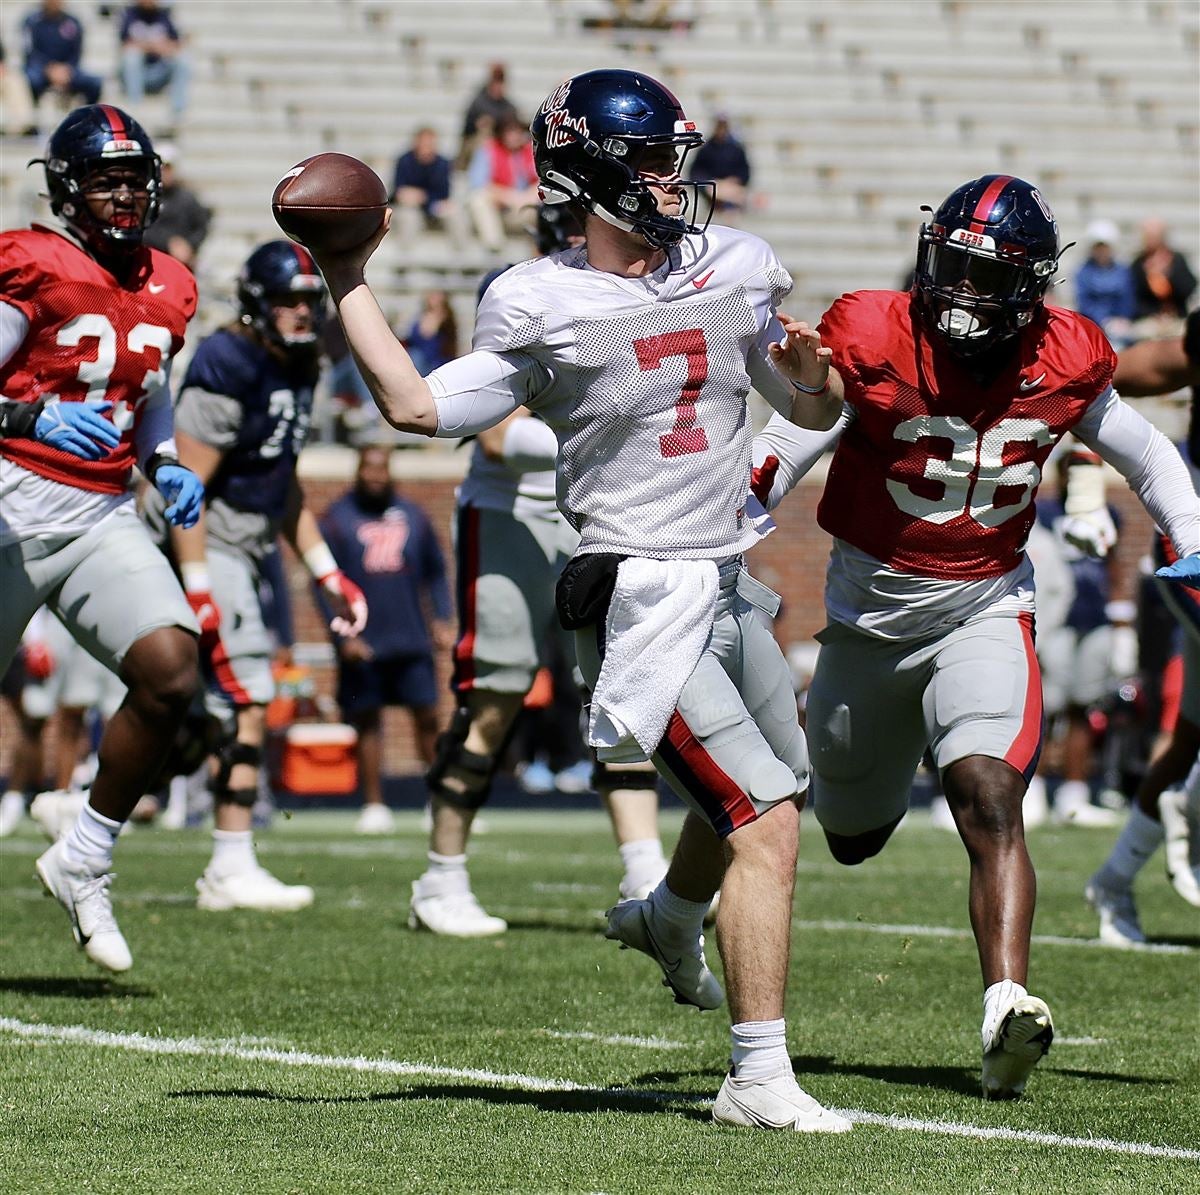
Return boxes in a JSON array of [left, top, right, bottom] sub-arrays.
[[35, 400, 121, 460], [1155, 556, 1200, 590], [156, 463, 205, 529]]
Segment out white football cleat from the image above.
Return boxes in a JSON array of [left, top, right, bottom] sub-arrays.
[[30, 789, 88, 842], [1054, 800, 1121, 828], [712, 1068, 852, 1132], [1159, 789, 1200, 908], [981, 993, 1054, 1100], [196, 865, 314, 912], [928, 795, 958, 831], [1085, 875, 1145, 946], [408, 876, 506, 936], [0, 791, 26, 837], [355, 803, 395, 835], [1023, 775, 1050, 829], [35, 839, 132, 973], [605, 897, 724, 1011]]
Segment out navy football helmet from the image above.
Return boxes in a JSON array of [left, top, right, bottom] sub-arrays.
[[237, 241, 328, 352], [530, 69, 714, 250], [37, 104, 161, 257], [915, 175, 1065, 356]]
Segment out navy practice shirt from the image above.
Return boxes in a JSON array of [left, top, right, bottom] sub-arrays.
[[320, 492, 452, 657]]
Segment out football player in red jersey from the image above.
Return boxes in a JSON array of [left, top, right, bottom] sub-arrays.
[[0, 104, 205, 974], [765, 176, 1200, 1099]]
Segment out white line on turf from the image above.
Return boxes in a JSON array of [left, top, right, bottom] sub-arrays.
[[538, 1030, 686, 1050], [1055, 1037, 1107, 1046], [2, 1017, 1197, 1161], [792, 918, 1197, 956]]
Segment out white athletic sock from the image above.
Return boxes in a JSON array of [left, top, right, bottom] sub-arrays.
[[731, 1018, 789, 1082], [421, 851, 469, 894], [647, 879, 709, 943], [209, 829, 257, 877], [62, 801, 122, 868], [982, 979, 1028, 1052], [1053, 779, 1091, 813], [1097, 806, 1164, 886], [619, 838, 667, 891]]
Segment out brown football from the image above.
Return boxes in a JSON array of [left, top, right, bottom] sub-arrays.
[[271, 153, 388, 254]]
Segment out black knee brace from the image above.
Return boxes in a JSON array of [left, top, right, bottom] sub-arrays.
[[426, 706, 504, 811], [593, 759, 660, 795], [214, 740, 263, 808]]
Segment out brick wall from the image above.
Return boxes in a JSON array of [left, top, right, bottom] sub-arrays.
[[0, 475, 1157, 783]]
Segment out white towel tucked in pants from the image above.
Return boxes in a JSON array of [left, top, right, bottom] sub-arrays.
[[588, 557, 719, 763]]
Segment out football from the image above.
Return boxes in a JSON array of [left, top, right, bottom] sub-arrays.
[[271, 153, 389, 254]]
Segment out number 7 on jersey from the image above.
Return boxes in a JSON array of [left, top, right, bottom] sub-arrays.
[[635, 329, 711, 459]]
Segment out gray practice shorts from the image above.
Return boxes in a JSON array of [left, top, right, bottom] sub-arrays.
[[807, 612, 1043, 838], [0, 510, 198, 678], [203, 543, 275, 715], [575, 559, 809, 839], [23, 611, 126, 719], [1039, 624, 1115, 715], [451, 504, 578, 696]]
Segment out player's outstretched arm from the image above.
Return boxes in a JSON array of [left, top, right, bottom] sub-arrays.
[[769, 312, 845, 431], [308, 211, 438, 435], [282, 479, 367, 638]]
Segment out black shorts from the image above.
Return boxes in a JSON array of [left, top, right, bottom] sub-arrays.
[[337, 653, 437, 717]]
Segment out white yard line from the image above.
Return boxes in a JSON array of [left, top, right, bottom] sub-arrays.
[[793, 918, 1197, 956], [537, 1030, 687, 1050], [1, 1017, 1197, 1161]]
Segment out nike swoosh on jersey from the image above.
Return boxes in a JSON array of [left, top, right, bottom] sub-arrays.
[[692, 269, 715, 290], [148, 282, 166, 294], [1018, 373, 1046, 391]]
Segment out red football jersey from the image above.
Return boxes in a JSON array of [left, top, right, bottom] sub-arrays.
[[816, 291, 1116, 580], [0, 226, 197, 493]]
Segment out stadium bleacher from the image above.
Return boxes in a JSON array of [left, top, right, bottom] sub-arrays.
[[2, 0, 1196, 340]]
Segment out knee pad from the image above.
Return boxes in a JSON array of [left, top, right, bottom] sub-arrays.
[[214, 740, 263, 801], [426, 706, 503, 811], [593, 759, 658, 796]]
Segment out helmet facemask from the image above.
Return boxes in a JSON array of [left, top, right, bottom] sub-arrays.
[[539, 125, 715, 250], [916, 225, 1059, 355], [49, 153, 161, 258]]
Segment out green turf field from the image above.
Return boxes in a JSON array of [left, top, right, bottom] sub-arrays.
[[1, 809, 1197, 1194]]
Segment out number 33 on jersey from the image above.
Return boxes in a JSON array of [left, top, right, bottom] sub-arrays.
[[0, 226, 197, 492], [817, 289, 1117, 578]]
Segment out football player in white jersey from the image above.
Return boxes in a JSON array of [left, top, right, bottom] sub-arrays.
[[759, 177, 1200, 1100], [412, 208, 679, 937], [305, 68, 849, 1132]]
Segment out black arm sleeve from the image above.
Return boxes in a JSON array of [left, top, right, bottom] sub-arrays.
[[0, 397, 44, 440]]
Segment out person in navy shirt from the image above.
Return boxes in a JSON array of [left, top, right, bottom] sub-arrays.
[[21, 1, 102, 111], [321, 444, 454, 833]]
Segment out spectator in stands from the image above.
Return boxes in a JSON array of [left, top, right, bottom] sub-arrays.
[[466, 118, 539, 252], [1130, 217, 1197, 326], [583, 0, 693, 31], [1074, 219, 1136, 348], [320, 445, 454, 835], [690, 113, 751, 220], [392, 126, 462, 245], [0, 38, 36, 136], [402, 290, 458, 376], [21, 1, 102, 119], [458, 62, 518, 166], [142, 142, 210, 270], [118, 2, 190, 132]]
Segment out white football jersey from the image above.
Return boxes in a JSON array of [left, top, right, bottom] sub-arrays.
[[467, 225, 795, 559]]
